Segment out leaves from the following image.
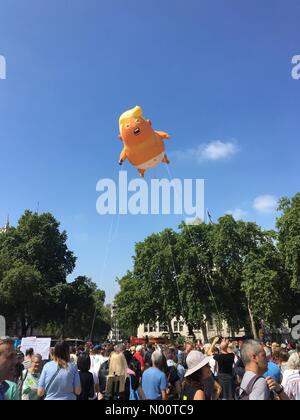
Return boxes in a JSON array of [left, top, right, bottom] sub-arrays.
[[115, 193, 300, 339], [0, 211, 109, 339]]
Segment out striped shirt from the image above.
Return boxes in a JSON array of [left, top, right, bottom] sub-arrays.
[[284, 371, 300, 400]]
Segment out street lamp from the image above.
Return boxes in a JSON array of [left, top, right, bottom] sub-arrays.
[[62, 304, 68, 340]]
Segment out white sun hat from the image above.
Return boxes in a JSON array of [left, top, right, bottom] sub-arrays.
[[184, 350, 213, 377]]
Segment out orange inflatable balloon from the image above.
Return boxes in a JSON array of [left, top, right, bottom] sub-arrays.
[[118, 106, 170, 177]]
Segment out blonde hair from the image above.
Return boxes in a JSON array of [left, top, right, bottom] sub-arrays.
[[119, 106, 143, 130], [287, 353, 300, 370], [108, 352, 128, 377]]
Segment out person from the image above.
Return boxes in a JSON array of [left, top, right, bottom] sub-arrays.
[[134, 345, 145, 372], [238, 340, 289, 400], [281, 353, 300, 400], [144, 344, 154, 369], [209, 337, 235, 400], [273, 348, 289, 374], [38, 341, 81, 400], [21, 354, 42, 400], [164, 349, 181, 399], [182, 339, 194, 369], [107, 351, 128, 399], [124, 350, 145, 400], [23, 348, 34, 370], [141, 350, 168, 400], [263, 347, 282, 383], [203, 343, 218, 377], [70, 347, 78, 365], [4, 380, 20, 400], [98, 348, 112, 397], [181, 350, 215, 400], [77, 352, 95, 400], [90, 345, 103, 376], [0, 338, 17, 400]]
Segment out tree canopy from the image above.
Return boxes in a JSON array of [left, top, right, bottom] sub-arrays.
[[0, 211, 110, 339]]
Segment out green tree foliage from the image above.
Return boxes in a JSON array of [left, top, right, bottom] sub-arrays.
[[277, 193, 300, 290], [115, 230, 183, 341], [176, 222, 217, 341], [0, 262, 47, 335], [0, 211, 109, 339], [115, 193, 300, 340], [114, 271, 145, 333]]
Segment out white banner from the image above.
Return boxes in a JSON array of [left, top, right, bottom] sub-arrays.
[[21, 337, 51, 360], [0, 315, 6, 337]]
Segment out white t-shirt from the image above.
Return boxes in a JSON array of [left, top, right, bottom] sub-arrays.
[[240, 371, 270, 400], [89, 371, 99, 400]]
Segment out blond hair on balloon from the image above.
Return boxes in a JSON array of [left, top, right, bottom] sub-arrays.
[[119, 106, 144, 130]]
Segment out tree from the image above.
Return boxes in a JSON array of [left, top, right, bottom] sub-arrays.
[[241, 241, 289, 333], [211, 216, 278, 338], [47, 276, 110, 340], [277, 193, 300, 290], [115, 230, 182, 341], [16, 211, 76, 287], [176, 222, 217, 341], [115, 271, 145, 335], [211, 216, 250, 335], [133, 229, 182, 340], [0, 262, 48, 335], [0, 211, 112, 338]]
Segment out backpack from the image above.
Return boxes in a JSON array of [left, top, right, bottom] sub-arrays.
[[235, 375, 264, 400], [98, 360, 109, 393]]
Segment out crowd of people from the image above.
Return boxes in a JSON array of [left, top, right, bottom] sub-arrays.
[[0, 336, 300, 400]]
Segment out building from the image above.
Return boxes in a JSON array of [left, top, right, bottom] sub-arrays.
[[137, 316, 245, 343], [107, 304, 121, 342], [0, 216, 10, 234]]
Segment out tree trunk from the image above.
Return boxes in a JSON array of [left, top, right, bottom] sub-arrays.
[[167, 319, 174, 342], [187, 323, 195, 338], [21, 317, 28, 337], [201, 323, 208, 343], [248, 303, 258, 340]]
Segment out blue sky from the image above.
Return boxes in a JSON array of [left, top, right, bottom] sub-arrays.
[[0, 0, 299, 302]]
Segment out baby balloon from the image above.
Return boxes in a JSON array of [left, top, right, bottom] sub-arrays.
[[118, 106, 170, 177]]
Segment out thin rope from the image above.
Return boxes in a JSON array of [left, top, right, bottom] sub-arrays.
[[165, 164, 222, 328], [165, 229, 184, 316], [91, 164, 126, 339]]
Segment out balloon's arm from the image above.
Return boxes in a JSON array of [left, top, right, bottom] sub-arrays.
[[119, 148, 127, 165], [155, 131, 170, 140]]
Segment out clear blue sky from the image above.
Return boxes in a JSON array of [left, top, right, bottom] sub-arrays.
[[1, 0, 299, 302]]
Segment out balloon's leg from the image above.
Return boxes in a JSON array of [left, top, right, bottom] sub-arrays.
[[163, 154, 170, 164], [138, 169, 145, 178]]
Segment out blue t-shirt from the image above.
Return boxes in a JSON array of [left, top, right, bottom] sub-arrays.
[[263, 361, 282, 383], [38, 361, 80, 400], [142, 367, 168, 400]]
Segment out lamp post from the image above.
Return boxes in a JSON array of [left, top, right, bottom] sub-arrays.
[[63, 304, 68, 340]]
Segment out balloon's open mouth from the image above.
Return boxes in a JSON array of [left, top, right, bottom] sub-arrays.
[[133, 128, 141, 136]]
